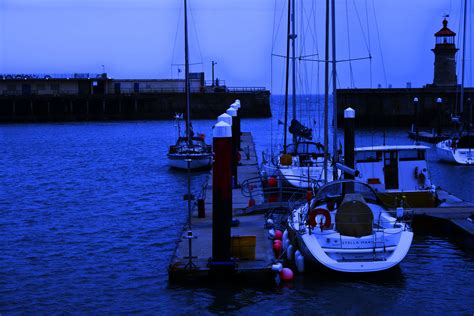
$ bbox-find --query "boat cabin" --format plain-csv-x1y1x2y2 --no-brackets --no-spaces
169,136,211,154
283,141,325,167
355,145,432,192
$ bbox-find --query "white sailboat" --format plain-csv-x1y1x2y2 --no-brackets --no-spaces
167,0,212,170
287,180,413,273
262,0,337,190
436,4,473,165
286,0,413,273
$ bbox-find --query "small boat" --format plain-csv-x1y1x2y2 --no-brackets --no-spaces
355,145,439,207
166,0,212,170
287,179,413,273
436,133,474,165
263,140,337,189
436,9,473,165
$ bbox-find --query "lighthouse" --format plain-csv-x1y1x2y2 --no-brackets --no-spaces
432,18,458,86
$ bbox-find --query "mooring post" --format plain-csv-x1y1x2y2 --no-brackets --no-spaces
226,106,239,188
231,101,241,150
211,121,233,269
436,97,443,136
344,107,355,180
413,97,419,143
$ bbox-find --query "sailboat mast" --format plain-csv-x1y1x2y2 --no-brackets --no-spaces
283,0,291,154
331,0,338,180
291,0,297,146
323,0,330,182
184,0,191,145
460,0,467,116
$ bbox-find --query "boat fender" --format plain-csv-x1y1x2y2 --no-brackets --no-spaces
271,263,283,272
307,208,331,229
268,228,276,238
286,244,294,261
295,250,305,273
414,167,419,179
282,230,289,250
396,207,404,218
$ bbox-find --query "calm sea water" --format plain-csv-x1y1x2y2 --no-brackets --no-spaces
1,98,473,314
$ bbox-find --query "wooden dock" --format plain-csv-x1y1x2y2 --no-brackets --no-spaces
168,132,276,283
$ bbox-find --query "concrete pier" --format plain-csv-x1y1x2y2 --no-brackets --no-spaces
168,132,274,283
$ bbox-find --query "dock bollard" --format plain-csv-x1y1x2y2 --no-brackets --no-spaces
226,106,239,188
231,101,241,151
211,121,233,267
344,107,355,180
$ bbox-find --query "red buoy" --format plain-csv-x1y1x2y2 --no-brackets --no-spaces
279,268,294,281
248,198,256,207
274,229,283,240
268,176,277,187
273,240,282,254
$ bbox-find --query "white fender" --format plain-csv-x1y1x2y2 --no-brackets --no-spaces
286,244,294,261
295,250,305,273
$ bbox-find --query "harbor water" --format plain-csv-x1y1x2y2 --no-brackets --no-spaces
1,97,473,314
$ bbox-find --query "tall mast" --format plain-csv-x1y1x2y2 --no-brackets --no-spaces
184,0,191,145
291,0,297,146
283,0,291,153
323,0,330,182
331,0,338,180
460,0,467,116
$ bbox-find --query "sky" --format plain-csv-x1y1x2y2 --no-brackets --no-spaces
0,0,472,93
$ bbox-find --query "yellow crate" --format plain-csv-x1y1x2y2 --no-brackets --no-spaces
231,235,256,260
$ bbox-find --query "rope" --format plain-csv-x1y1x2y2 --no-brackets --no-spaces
345,0,355,88
371,0,388,87
170,1,183,78
188,0,204,72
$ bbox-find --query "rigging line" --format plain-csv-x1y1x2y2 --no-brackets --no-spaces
171,1,183,78
299,56,371,63
371,0,387,87
345,0,355,88
271,0,289,53
188,0,204,71
365,0,372,88
171,62,203,66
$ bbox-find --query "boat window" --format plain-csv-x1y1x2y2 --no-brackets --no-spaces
314,181,378,204
356,151,380,162
399,149,425,161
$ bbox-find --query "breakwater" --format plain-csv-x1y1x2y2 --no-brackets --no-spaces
337,87,474,127
0,91,271,122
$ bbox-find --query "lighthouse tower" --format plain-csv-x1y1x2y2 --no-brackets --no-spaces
432,18,458,86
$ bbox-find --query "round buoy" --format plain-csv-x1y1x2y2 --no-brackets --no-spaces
268,176,277,187
279,268,294,281
274,229,283,240
268,228,276,238
273,240,282,254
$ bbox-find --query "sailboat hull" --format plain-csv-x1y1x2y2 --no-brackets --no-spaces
167,153,212,170
290,229,413,273
436,140,474,164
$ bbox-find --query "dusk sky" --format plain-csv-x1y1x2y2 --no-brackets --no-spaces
0,0,471,93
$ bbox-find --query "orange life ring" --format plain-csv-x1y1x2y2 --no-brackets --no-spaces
307,208,331,229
